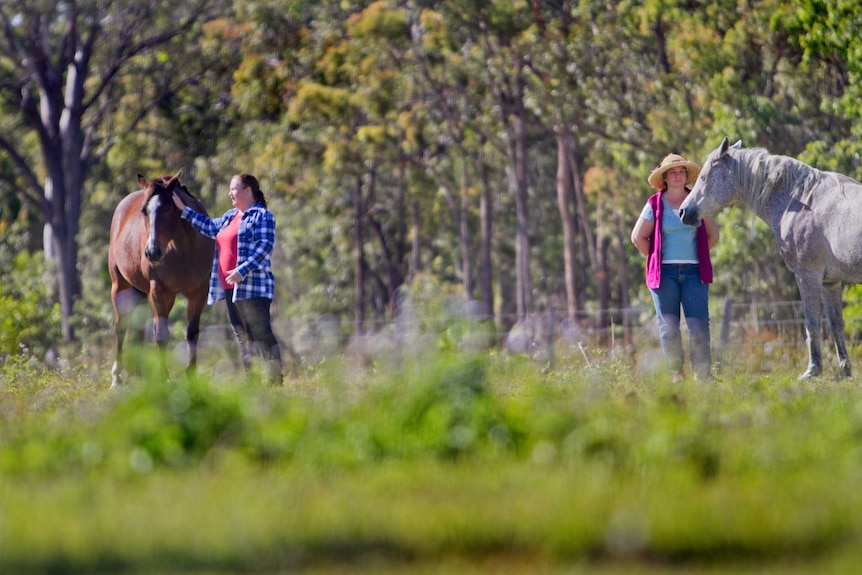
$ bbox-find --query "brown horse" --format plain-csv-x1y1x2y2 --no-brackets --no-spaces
108,172,214,388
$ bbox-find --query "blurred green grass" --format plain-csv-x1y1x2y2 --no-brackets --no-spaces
3,347,862,574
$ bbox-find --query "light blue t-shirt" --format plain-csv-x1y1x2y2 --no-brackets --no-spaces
640,197,698,263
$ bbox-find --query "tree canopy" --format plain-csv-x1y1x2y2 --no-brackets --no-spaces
1,0,859,360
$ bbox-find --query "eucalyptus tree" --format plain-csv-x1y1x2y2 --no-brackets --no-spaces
0,0,222,342
436,0,543,323
403,3,505,320
511,1,606,330
492,1,695,335
779,0,862,174
284,1,422,334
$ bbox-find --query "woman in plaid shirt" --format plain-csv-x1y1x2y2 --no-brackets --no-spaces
173,173,284,385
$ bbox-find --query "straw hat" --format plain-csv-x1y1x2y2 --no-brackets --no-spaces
647,153,701,189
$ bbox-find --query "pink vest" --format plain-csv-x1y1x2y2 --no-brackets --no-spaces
646,191,713,289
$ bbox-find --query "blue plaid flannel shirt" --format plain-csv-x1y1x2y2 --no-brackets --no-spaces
181,203,276,304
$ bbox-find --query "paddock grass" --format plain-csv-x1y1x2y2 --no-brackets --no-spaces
3,344,862,574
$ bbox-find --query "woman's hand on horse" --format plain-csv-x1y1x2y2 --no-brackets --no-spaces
172,192,186,211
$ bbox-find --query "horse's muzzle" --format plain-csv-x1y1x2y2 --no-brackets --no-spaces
145,245,163,262
679,207,699,227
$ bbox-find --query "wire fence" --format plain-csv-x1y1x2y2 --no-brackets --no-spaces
258,297,835,367
118,296,859,377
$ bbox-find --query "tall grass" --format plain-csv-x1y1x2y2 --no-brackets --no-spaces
2,345,862,573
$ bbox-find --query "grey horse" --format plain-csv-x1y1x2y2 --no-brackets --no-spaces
680,137,862,379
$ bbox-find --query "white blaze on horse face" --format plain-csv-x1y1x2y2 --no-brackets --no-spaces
146,193,161,253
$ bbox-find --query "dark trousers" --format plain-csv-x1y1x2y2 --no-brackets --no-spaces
225,291,283,383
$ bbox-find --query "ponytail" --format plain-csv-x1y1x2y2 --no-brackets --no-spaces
236,173,267,208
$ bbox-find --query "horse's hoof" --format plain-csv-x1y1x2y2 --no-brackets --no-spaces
833,368,852,381
798,368,822,380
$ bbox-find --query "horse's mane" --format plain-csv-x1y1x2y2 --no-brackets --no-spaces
731,147,822,213
175,184,209,216
140,174,209,217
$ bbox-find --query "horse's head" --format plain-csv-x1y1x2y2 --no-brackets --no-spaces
679,137,742,226
140,171,184,263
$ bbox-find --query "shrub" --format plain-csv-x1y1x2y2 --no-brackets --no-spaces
0,251,62,360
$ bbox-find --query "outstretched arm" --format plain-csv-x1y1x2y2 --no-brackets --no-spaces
173,191,223,238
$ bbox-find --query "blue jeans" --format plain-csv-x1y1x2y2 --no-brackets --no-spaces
649,264,711,377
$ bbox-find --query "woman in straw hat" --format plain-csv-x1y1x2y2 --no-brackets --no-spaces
631,153,720,382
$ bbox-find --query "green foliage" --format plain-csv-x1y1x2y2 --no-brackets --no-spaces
364,351,522,459
108,378,249,468
8,0,862,370
0,251,61,359
843,284,862,339
232,53,289,120
6,352,862,571
709,207,799,304
347,1,409,40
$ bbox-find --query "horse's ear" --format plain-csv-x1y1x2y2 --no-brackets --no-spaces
730,139,743,149
718,137,730,156
137,174,148,188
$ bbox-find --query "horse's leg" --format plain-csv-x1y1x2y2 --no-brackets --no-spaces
796,272,824,379
184,292,207,375
149,282,176,381
822,281,852,378
111,287,146,388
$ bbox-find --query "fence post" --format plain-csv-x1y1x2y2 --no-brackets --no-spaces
545,309,556,371
715,297,734,373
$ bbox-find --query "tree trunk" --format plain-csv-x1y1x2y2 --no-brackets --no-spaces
566,146,597,273
514,139,532,320
393,159,408,315
366,161,408,318
353,175,366,336
434,171,471,304
497,247,517,335
44,153,84,342
503,60,532,321
596,235,611,346
409,201,421,282
614,214,634,348
459,159,474,300
555,130,582,327
478,152,494,321
49,225,81,343
481,36,531,324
